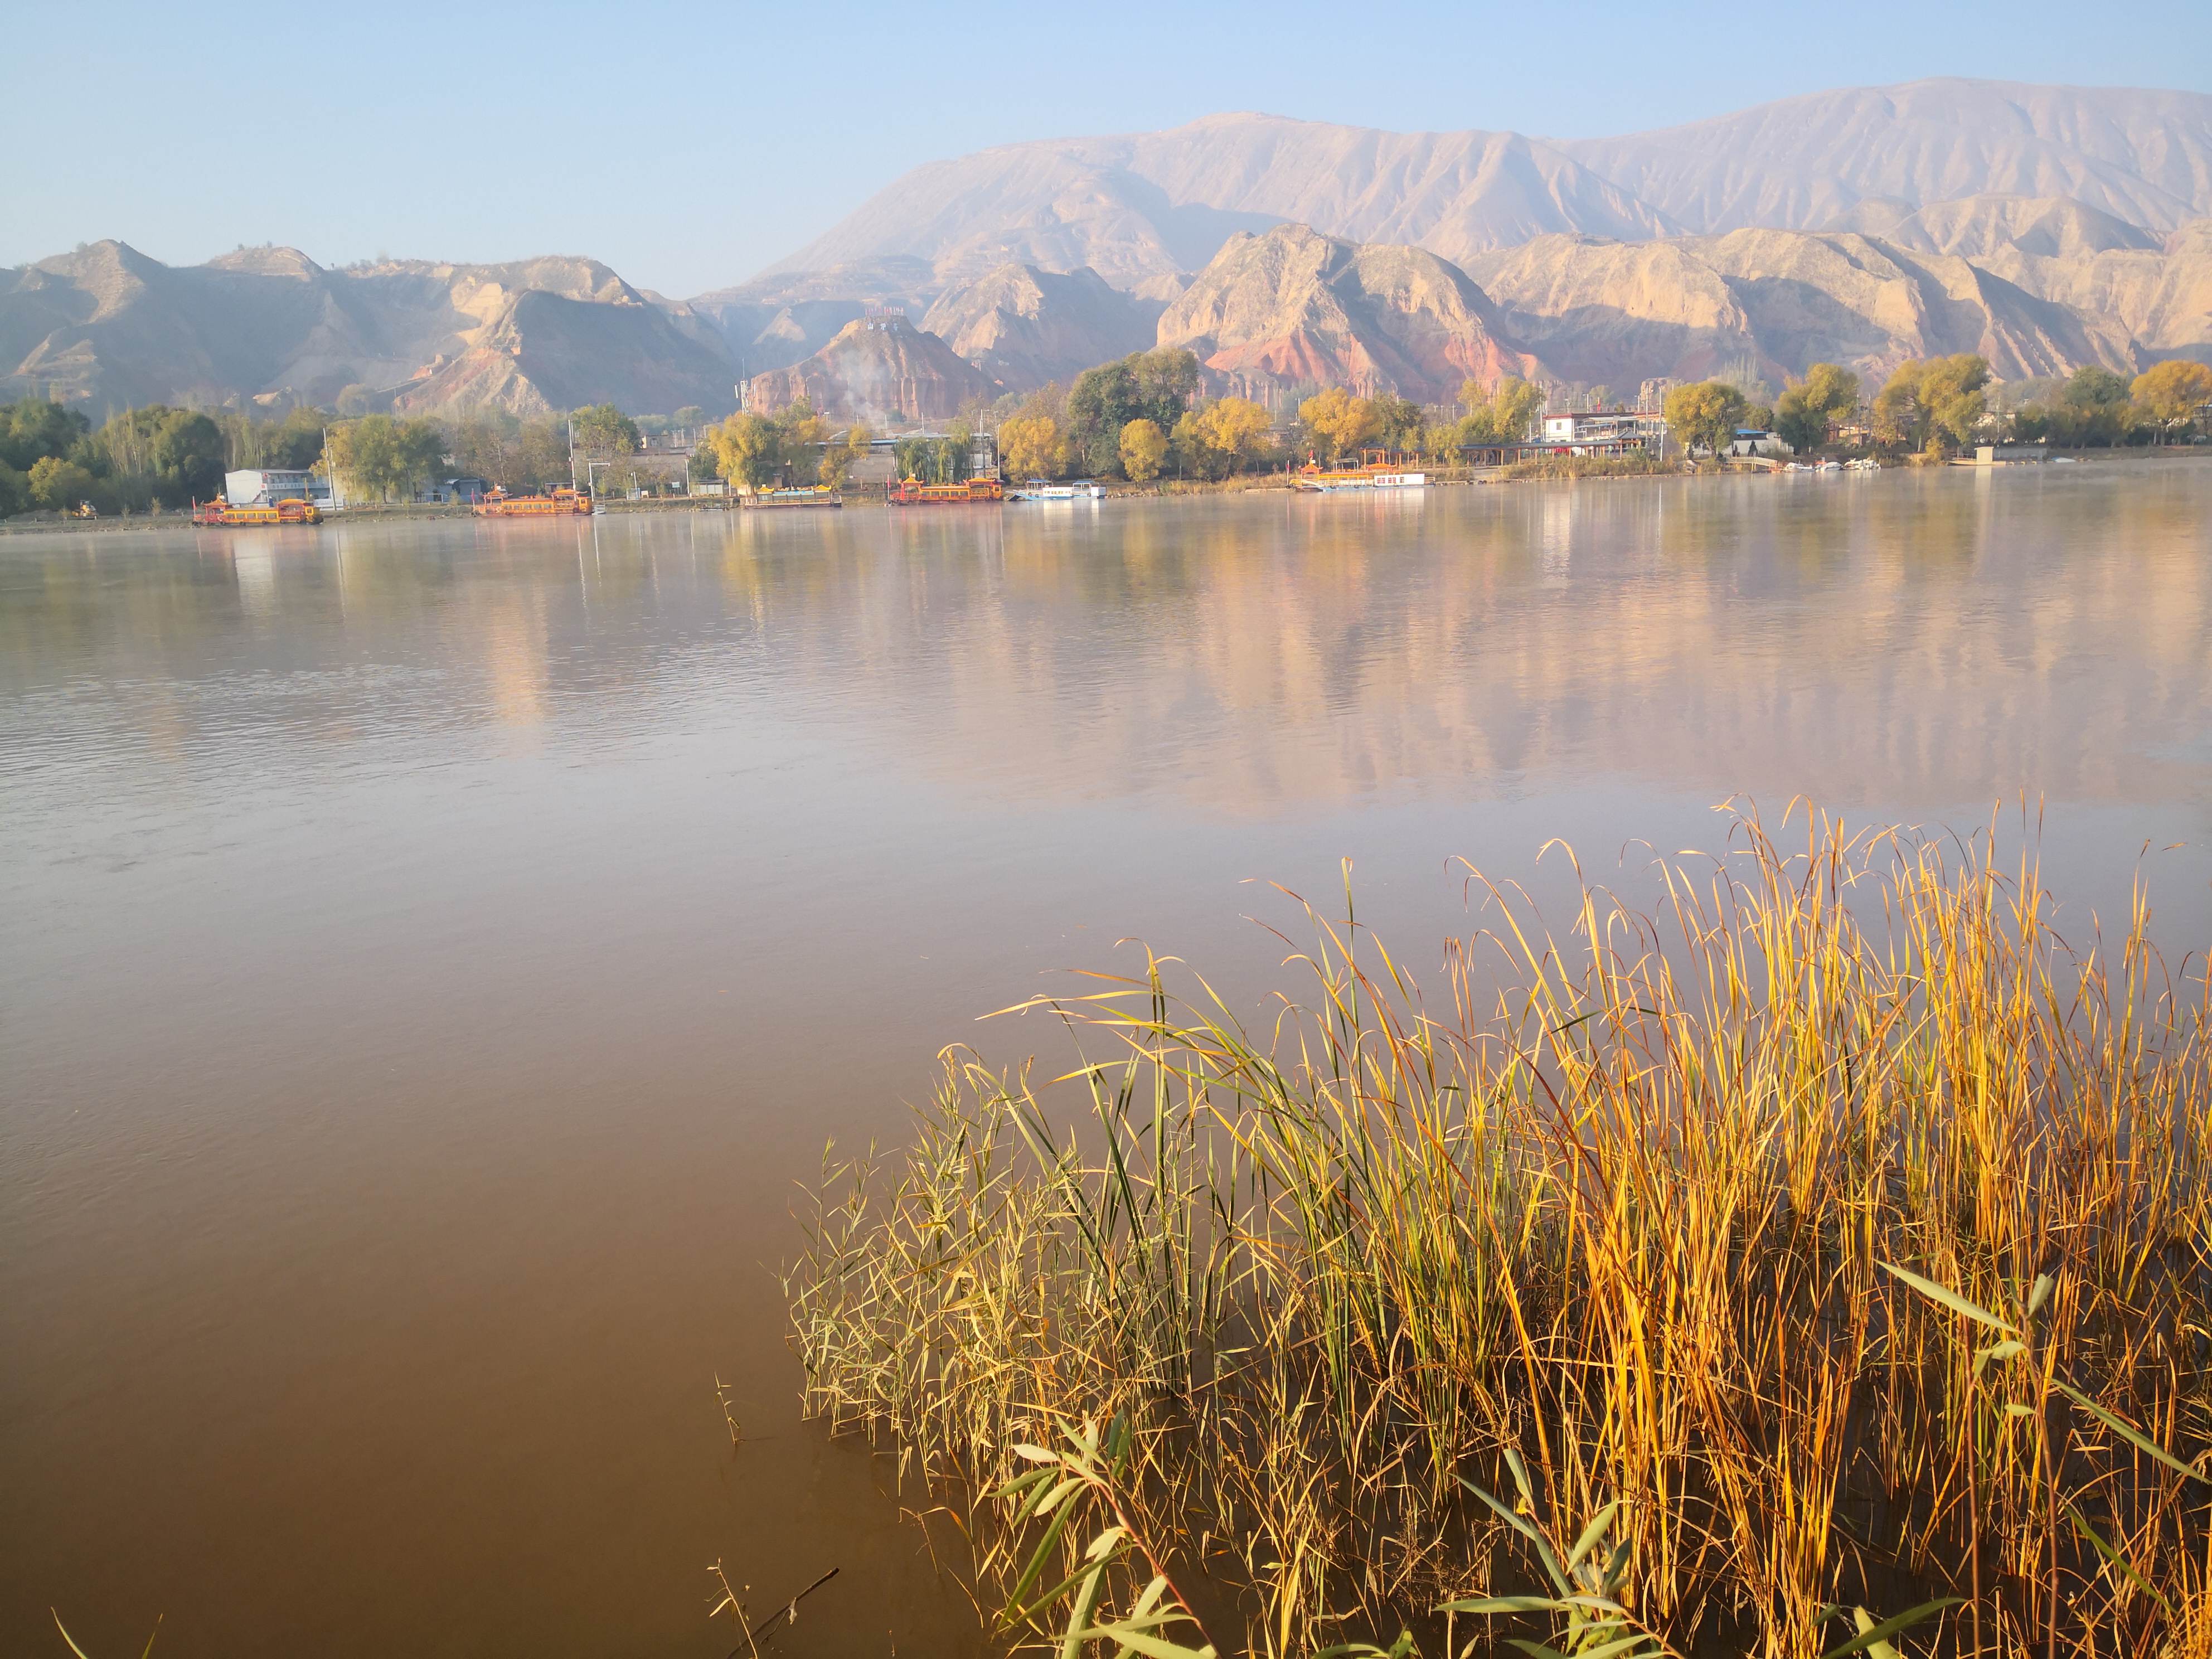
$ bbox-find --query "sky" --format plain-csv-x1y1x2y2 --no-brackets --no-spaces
8,0,2210,297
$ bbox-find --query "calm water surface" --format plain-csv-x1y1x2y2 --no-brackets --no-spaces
4,464,2210,1659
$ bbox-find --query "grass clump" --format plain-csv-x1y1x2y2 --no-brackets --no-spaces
788,810,2212,1657
1498,453,1673,481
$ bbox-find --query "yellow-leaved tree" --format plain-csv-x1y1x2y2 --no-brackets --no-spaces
1118,418,1167,482
1873,355,1988,452
1193,398,1272,472
705,414,782,488
2132,359,2212,443
1453,375,1542,445
1298,387,1376,462
1663,380,1749,458
819,424,873,487
1001,414,1064,480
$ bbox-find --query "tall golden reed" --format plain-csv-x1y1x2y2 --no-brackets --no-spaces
788,809,2212,1657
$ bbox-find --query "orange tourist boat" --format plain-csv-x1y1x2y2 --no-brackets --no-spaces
192,497,322,525
888,476,1002,506
472,486,593,517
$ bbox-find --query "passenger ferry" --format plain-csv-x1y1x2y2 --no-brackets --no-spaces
192,497,322,525
889,477,1003,506
1008,479,1105,501
740,486,842,509
473,486,593,517
1295,464,1428,494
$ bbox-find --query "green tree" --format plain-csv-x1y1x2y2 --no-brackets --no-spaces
2014,366,2141,447
1118,418,1167,482
325,416,404,500
0,395,90,472
2131,359,2212,442
1129,348,1201,430
95,405,226,506
1773,362,1860,454
1367,392,1424,453
572,403,640,456
770,400,830,484
1663,380,1748,457
258,407,328,470
1068,359,1142,472
394,417,447,496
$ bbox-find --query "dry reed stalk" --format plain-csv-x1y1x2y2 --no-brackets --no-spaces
786,808,2212,1657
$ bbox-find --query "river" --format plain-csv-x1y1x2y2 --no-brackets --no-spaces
4,462,2209,1658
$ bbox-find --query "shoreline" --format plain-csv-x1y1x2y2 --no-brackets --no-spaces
4,448,2200,539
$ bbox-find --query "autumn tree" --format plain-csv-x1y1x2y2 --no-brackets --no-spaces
819,424,874,488
1193,397,1273,474
2132,358,2212,442
1119,418,1167,482
28,455,99,513
1773,362,1860,454
705,414,782,488
1299,387,1377,462
1663,380,1749,458
1452,376,1542,445
1000,413,1065,481
1873,355,1988,452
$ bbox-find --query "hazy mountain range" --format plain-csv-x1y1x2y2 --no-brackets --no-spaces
5,79,2209,421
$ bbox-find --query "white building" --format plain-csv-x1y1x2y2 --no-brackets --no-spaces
226,468,333,508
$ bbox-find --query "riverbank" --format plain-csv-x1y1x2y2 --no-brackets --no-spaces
4,448,2200,537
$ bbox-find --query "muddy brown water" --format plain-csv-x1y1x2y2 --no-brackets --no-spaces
4,463,2210,1659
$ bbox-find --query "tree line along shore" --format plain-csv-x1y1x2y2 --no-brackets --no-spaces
3,351,2208,522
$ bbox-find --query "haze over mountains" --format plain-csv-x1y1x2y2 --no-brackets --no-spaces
6,79,2209,420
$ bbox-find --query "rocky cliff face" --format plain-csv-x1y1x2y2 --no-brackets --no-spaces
0,242,740,415
687,258,939,377
920,264,1163,390
1465,224,2143,387
744,314,992,421
1157,224,1535,404
763,84,2212,298
1556,80,2212,236
765,113,1672,290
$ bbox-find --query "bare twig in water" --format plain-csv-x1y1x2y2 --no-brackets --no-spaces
714,1375,743,1449
729,1567,839,1654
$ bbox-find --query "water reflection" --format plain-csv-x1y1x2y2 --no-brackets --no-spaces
2,461,2208,1659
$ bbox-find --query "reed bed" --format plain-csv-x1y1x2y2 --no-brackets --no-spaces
787,812,2212,1657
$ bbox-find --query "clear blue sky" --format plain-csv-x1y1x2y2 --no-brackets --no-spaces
9,0,2209,297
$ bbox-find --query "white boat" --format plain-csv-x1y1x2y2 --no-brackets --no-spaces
1295,468,1429,493
1008,480,1106,501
